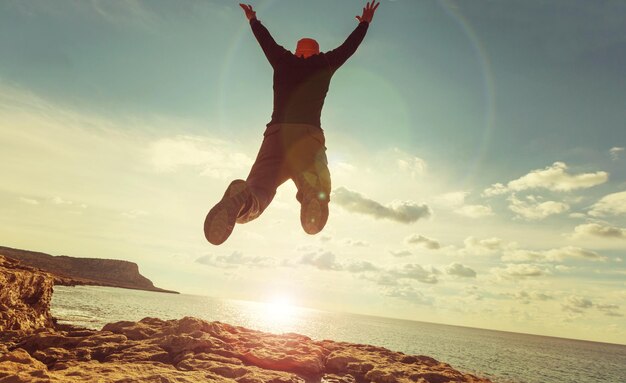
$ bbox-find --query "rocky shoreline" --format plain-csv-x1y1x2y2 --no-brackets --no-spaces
0,255,493,383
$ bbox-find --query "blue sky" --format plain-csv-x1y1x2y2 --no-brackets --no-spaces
1,0,625,344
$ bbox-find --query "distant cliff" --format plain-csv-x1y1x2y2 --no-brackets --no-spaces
0,246,178,294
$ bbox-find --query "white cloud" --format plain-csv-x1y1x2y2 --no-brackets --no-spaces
445,263,477,278
510,290,552,304
319,235,332,243
555,265,574,273
384,286,432,305
562,296,594,313
341,238,370,247
569,213,587,219
289,249,379,274
492,264,546,278
461,236,512,256
195,255,221,266
596,303,619,311
404,234,441,250
604,311,623,317
572,223,626,239
389,250,412,257
483,162,608,196
386,264,439,284
52,196,74,205
196,251,275,269
344,260,379,273
610,147,624,161
19,197,39,205
482,183,508,197
589,191,626,217
560,296,622,316
455,204,494,218
434,192,493,218
290,250,441,286
596,304,623,317
367,263,441,286
332,187,431,224
393,148,427,177
463,285,483,301
502,246,607,263
299,251,341,271
435,191,468,208
374,273,400,286
507,194,569,220
148,135,252,178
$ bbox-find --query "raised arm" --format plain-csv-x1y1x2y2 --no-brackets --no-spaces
239,3,287,68
325,1,380,70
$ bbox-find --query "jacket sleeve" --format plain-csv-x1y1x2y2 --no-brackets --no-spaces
250,19,288,67
325,22,369,71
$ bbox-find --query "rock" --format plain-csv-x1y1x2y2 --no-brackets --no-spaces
1,316,493,382
364,368,399,383
321,374,356,383
101,320,159,340
32,347,74,366
0,255,54,334
102,343,170,363
0,348,51,383
0,253,493,383
38,360,234,383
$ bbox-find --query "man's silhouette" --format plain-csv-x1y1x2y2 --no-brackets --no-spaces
204,1,380,245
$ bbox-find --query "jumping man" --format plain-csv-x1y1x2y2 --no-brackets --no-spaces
204,1,381,245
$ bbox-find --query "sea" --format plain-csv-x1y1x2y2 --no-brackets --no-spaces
50,285,626,383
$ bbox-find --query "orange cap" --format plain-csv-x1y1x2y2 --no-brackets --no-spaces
295,38,319,58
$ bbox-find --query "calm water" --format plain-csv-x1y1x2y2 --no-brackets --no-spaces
50,286,626,383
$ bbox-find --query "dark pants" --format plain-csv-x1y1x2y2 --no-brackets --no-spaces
237,123,331,223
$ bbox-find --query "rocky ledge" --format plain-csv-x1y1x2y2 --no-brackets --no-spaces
0,255,54,335
0,255,493,383
2,317,492,383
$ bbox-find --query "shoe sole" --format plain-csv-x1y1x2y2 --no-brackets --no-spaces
300,197,325,235
301,193,328,235
204,180,249,245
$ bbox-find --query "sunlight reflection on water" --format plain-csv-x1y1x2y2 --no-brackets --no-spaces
221,298,309,335
51,286,626,383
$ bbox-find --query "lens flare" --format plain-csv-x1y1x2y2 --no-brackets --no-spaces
262,294,296,324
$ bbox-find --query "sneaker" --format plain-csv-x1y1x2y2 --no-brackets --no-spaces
204,180,250,245
299,173,329,235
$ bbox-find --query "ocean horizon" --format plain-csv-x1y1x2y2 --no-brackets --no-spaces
51,285,626,383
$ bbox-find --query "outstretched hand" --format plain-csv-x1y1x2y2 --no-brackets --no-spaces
239,3,256,21
356,1,380,23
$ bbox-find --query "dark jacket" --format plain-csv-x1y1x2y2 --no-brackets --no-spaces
250,19,368,128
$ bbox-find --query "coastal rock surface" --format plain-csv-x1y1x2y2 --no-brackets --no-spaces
3,316,493,383
0,255,54,334
0,252,492,383
0,246,178,294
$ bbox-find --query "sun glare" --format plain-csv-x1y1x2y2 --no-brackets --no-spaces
263,294,296,322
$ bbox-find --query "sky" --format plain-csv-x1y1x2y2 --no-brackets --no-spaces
1,0,625,345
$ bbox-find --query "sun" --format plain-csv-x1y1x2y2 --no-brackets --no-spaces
263,294,296,321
